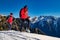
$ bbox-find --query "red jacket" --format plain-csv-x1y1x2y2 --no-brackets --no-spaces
7,15,13,25
20,7,28,19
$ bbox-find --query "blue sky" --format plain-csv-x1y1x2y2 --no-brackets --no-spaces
0,0,60,18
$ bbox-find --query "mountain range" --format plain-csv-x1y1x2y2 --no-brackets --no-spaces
30,16,60,38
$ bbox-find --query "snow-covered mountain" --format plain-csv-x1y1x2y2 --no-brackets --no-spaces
30,16,60,38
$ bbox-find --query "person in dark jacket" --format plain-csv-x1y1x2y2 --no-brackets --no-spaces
7,13,13,30
19,5,30,32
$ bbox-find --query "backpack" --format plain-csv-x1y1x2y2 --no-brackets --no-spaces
20,7,28,19
6,15,10,20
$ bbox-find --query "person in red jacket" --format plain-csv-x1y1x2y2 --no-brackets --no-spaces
7,13,13,30
19,5,30,32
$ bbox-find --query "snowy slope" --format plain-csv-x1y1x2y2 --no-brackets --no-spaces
0,30,60,40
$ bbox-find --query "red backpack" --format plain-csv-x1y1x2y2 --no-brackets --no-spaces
20,7,28,19
7,15,13,24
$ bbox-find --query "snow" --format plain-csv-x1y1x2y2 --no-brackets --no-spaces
0,14,6,16
31,17,38,23
0,30,60,40
40,17,44,20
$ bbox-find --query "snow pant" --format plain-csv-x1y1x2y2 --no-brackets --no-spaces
8,23,12,30
20,18,30,32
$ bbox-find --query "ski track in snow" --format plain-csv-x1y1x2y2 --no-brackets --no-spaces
0,30,60,40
